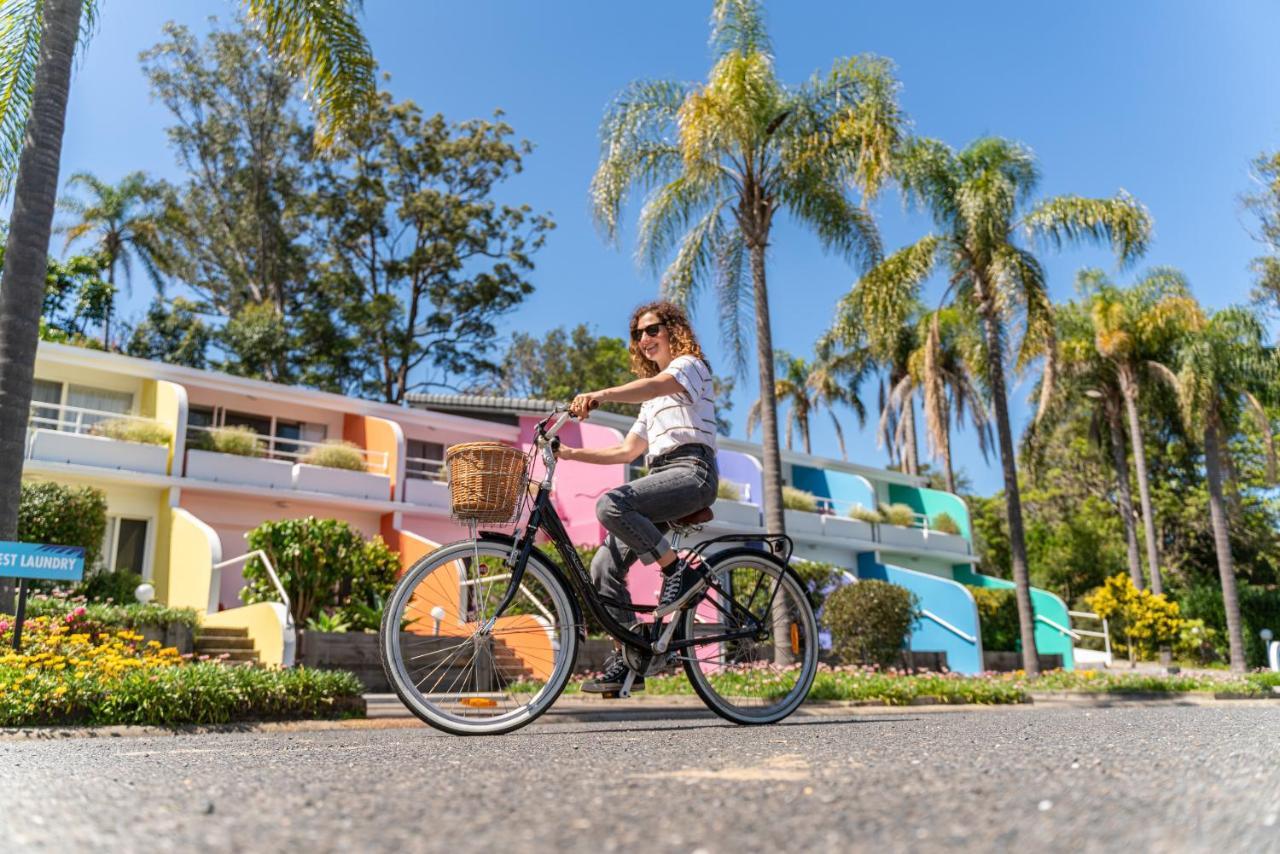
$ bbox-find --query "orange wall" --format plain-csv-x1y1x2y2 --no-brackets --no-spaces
344,413,401,500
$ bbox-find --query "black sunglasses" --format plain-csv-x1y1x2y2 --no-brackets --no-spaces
630,322,665,342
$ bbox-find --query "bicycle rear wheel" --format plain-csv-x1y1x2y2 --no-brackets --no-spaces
380,539,579,735
676,550,818,725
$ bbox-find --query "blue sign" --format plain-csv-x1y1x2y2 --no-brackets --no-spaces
0,541,85,582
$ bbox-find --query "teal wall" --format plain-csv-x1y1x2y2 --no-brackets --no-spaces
887,483,972,539
953,566,1075,669
856,553,984,674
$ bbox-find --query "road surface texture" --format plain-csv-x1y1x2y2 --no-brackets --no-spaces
2,703,1278,853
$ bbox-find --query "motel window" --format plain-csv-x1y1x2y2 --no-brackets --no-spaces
30,379,62,428
406,439,445,480
66,385,132,431
102,517,151,579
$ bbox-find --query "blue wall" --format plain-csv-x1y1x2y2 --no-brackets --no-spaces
792,465,876,514
856,553,984,674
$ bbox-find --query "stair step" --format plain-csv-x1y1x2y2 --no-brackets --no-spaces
196,636,255,651
198,649,261,662
198,627,249,639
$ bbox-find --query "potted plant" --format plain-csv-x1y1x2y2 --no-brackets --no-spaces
924,511,970,553
781,486,823,536
29,416,171,474
875,502,927,548
822,504,879,542
292,441,391,500
711,479,761,527
185,425,293,489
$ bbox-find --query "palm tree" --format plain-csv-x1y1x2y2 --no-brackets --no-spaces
805,346,869,461
849,137,1151,675
1149,306,1277,672
1038,298,1145,590
591,0,904,560
0,0,375,609
903,308,993,495
59,171,166,348
747,351,818,455
1082,268,1202,595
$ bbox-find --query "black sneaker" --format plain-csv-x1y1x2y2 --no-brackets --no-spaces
654,560,709,617
580,652,644,694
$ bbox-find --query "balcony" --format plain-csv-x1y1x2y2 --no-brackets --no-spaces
26,403,171,475
185,427,391,500
783,496,971,556
403,455,450,508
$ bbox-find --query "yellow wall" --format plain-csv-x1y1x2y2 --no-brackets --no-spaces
164,507,221,613
203,603,285,667
146,380,188,474
34,362,143,402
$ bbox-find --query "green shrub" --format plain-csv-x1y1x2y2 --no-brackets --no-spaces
970,587,1020,651
242,517,400,627
302,441,368,471
879,503,917,527
76,569,143,605
92,417,172,446
716,480,742,501
1177,583,1280,668
190,425,263,457
931,512,961,535
848,505,882,523
782,486,818,512
305,610,351,633
821,580,919,667
18,480,108,570
24,597,200,629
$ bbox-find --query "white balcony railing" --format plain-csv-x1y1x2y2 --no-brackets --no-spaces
28,402,162,438
188,426,389,474
26,402,171,475
404,455,446,481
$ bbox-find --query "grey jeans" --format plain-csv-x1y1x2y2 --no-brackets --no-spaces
590,443,719,624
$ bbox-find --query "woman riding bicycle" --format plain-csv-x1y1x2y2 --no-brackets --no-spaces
557,300,719,694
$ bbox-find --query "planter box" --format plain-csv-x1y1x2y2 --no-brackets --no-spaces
983,651,1064,672
923,530,970,554
185,449,293,489
138,622,195,655
877,523,928,549
821,515,875,542
299,630,496,692
292,463,391,500
404,477,451,509
28,428,169,474
783,508,824,537
712,498,761,528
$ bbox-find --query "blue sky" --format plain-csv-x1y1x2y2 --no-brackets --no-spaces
41,0,1280,494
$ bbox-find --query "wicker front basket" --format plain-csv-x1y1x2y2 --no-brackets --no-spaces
445,442,528,523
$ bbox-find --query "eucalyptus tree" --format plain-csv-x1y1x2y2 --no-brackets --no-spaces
1150,306,1278,672
591,0,904,548
58,170,166,348
1081,268,1201,595
0,0,374,608
1243,149,1280,316
849,137,1151,675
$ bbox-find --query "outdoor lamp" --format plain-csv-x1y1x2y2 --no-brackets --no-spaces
1084,389,1103,400
134,583,155,604
430,605,446,636
1262,629,1274,642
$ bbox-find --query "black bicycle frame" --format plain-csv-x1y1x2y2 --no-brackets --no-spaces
486,484,772,657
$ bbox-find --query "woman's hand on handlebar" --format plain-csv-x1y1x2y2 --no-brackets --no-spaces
568,392,602,420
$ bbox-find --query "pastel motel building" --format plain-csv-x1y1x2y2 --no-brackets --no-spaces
21,341,1078,673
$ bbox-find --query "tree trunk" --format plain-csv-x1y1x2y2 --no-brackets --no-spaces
902,399,920,476
748,242,792,666
1105,396,1145,590
977,296,1040,676
1119,367,1163,594
1204,417,1247,672
942,418,956,494
0,0,83,614
103,259,116,349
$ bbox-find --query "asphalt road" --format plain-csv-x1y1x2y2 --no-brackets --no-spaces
3,704,1279,853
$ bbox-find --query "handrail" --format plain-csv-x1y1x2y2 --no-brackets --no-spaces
28,402,160,436
404,455,446,480
1068,609,1111,665
213,550,294,633
1036,614,1081,641
919,609,977,644
189,425,389,473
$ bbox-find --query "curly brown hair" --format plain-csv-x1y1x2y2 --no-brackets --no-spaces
628,300,710,378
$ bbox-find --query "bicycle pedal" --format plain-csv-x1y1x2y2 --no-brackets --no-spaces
599,690,627,700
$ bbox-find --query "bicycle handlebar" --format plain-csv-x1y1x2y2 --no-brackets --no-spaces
535,399,598,445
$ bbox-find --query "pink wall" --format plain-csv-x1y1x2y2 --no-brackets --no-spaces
179,490,382,610
518,416,624,548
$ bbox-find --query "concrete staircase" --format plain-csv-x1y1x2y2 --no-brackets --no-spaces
195,626,261,664
492,638,536,682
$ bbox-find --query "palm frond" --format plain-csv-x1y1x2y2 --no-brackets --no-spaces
778,175,882,272
712,228,751,377
0,0,46,198
244,0,376,151
1023,190,1152,267
638,176,723,274
710,0,771,59
852,235,940,357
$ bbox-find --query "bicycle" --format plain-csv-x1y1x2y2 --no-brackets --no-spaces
379,407,819,735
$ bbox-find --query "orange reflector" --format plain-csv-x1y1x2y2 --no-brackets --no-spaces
459,697,497,708
790,622,800,655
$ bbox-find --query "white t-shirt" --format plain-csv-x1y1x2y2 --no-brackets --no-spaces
628,355,718,459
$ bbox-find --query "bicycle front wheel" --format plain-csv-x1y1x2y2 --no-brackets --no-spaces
380,538,579,735
676,550,818,725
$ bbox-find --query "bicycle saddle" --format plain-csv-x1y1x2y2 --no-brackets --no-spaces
673,506,714,527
